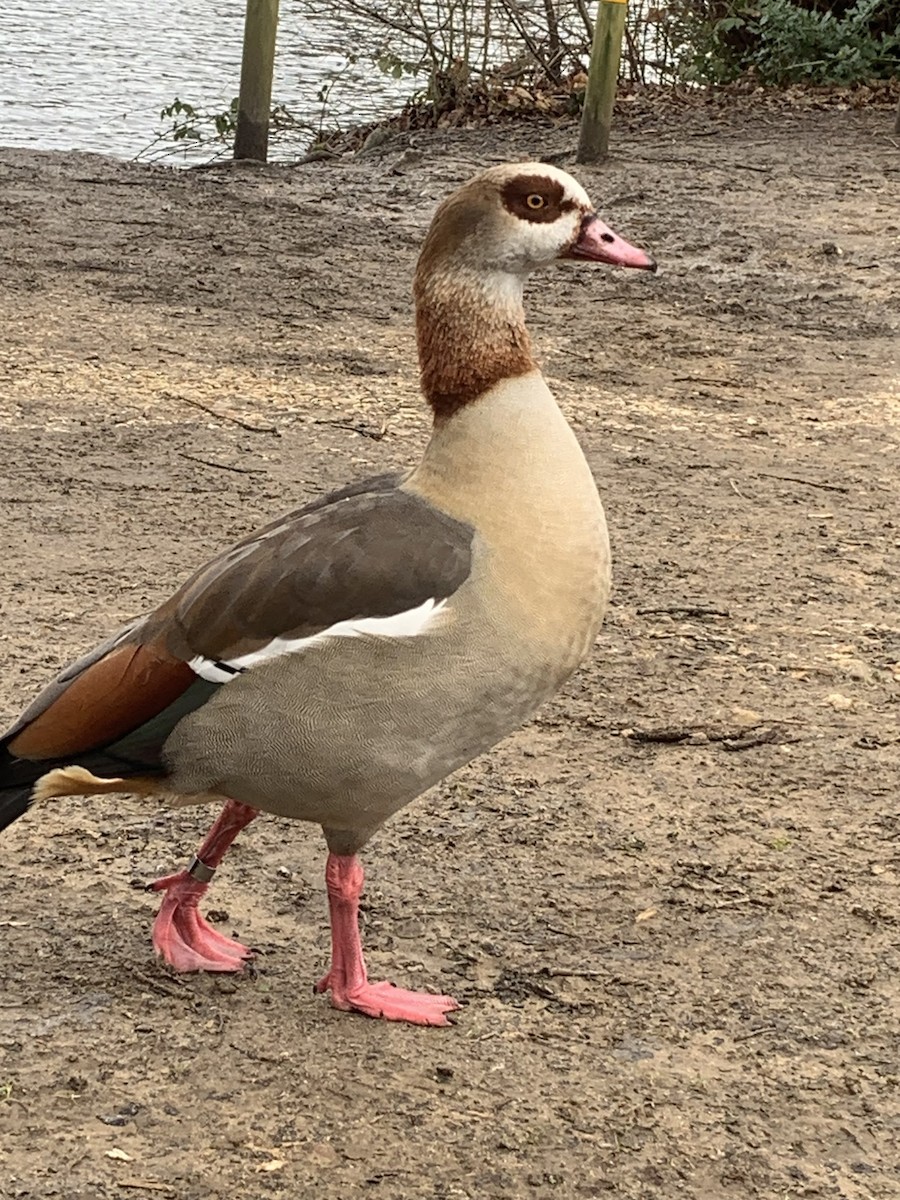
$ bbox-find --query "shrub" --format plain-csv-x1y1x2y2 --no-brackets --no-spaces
677,0,900,85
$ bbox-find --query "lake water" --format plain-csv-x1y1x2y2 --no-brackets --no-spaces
0,1,420,163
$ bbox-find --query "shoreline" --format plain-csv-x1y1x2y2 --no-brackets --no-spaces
4,77,898,170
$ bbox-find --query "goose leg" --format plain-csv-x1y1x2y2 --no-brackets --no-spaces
315,852,459,1026
149,799,258,972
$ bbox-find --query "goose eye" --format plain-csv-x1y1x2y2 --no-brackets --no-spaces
525,194,546,210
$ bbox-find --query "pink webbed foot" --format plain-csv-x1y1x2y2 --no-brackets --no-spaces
315,971,459,1026
316,851,460,1026
149,870,252,973
149,798,259,973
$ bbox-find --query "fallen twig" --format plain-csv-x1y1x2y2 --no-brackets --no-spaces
169,392,278,434
759,472,849,493
538,967,607,980
130,967,192,1000
228,1041,286,1064
721,727,781,751
625,723,795,751
118,1181,177,1195
627,727,694,744
178,451,266,475
314,417,387,441
673,375,741,386
734,1025,777,1042
637,605,730,619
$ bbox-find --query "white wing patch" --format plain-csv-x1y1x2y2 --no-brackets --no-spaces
189,597,449,684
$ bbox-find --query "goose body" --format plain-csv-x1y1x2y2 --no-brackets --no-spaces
0,163,655,1024
167,371,610,841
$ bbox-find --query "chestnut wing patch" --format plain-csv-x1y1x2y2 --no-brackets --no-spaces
5,637,196,761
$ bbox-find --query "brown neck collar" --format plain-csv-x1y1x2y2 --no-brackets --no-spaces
414,267,537,422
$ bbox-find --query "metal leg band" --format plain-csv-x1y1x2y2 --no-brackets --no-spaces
187,855,216,884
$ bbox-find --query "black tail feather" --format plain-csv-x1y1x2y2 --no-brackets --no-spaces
0,783,35,832
0,746,44,831
0,744,163,834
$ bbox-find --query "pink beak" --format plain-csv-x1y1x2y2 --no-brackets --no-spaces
566,214,657,272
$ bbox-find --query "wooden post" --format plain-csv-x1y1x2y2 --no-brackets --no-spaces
576,0,628,164
234,0,279,162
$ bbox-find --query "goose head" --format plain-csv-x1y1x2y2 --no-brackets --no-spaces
417,161,656,283
415,162,655,419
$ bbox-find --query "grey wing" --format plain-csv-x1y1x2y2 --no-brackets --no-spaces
161,474,476,664
0,473,474,808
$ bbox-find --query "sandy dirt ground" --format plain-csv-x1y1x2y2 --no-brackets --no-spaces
0,100,898,1200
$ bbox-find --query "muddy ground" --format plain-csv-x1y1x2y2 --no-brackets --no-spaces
0,100,898,1200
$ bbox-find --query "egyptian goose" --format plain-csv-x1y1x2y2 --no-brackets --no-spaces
0,163,655,1025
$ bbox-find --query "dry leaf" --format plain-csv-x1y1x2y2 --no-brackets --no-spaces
635,907,658,923
732,707,761,726
256,1159,286,1173
105,1149,132,1162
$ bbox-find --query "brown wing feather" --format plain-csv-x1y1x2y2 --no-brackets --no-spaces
167,485,474,662
7,640,194,760
3,474,472,769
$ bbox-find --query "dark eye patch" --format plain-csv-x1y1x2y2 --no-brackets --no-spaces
500,174,578,224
